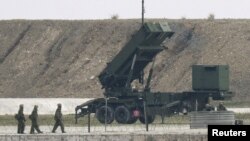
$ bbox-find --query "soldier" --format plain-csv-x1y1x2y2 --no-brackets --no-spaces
217,102,227,111
204,103,215,111
15,104,26,134
52,103,66,133
29,105,43,134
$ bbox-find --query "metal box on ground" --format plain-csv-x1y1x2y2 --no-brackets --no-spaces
190,111,235,129
192,65,229,91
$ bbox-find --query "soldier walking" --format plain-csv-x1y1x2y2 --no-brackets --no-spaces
52,103,66,133
15,104,26,134
29,105,43,134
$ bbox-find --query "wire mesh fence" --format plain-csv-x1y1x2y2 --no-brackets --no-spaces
0,114,190,134
0,113,249,134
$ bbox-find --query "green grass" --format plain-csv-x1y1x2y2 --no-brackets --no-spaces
223,101,250,108
158,115,189,124
235,113,250,119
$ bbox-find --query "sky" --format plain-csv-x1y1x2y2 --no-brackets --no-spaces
0,0,249,20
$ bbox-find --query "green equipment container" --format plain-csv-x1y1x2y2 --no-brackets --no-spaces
192,65,229,91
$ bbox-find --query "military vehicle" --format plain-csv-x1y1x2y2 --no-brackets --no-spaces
75,22,233,124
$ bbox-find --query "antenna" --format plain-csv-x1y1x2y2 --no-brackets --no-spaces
142,0,145,25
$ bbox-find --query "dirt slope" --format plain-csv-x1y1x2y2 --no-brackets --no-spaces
0,20,249,101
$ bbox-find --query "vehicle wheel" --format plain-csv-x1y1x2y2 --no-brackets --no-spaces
115,106,131,124
139,114,155,124
96,106,114,124
127,116,138,124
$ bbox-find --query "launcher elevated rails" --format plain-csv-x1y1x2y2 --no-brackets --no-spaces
98,22,174,97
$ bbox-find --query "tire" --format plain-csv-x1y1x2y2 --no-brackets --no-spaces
127,116,138,124
115,106,131,124
96,106,114,124
139,114,155,124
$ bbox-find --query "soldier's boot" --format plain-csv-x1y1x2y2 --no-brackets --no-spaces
21,124,25,134
34,125,43,133
61,125,66,133
61,128,66,133
17,126,20,134
30,125,34,134
17,124,22,133
37,128,43,133
52,124,58,133
52,128,56,133
37,129,43,134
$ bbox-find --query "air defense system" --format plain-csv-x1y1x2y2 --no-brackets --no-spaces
75,22,233,124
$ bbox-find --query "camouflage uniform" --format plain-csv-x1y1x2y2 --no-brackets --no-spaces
217,102,227,111
204,103,215,111
52,104,65,133
15,104,26,134
29,105,42,134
